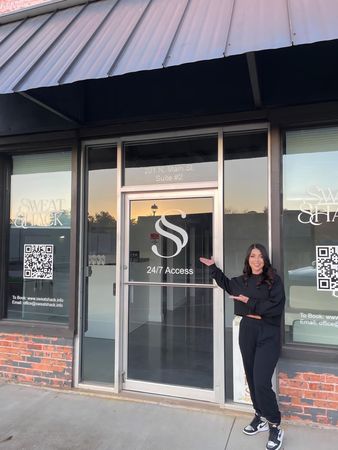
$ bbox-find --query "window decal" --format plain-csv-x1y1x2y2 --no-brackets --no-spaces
23,244,54,280
316,245,338,293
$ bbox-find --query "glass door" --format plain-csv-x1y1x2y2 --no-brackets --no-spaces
122,191,222,402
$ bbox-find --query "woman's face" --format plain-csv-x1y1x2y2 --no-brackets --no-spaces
249,248,264,274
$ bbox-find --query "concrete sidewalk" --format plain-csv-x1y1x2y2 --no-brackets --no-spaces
0,383,337,450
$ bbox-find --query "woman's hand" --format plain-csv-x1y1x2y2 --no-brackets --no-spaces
229,294,249,304
199,257,215,266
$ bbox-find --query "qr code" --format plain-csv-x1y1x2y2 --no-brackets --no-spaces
316,246,338,291
23,244,54,280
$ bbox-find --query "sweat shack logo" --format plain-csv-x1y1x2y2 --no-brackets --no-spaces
13,198,66,228
298,186,338,225
151,210,188,258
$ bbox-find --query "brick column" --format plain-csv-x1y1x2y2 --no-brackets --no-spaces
0,333,73,388
278,361,338,427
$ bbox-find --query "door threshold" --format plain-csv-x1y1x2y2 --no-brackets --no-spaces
75,383,253,417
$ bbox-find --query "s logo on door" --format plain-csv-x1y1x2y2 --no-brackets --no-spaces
151,210,188,258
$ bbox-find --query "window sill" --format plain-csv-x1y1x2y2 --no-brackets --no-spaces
0,319,74,339
281,343,338,365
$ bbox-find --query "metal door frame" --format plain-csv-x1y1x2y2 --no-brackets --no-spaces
74,122,269,404
121,189,224,403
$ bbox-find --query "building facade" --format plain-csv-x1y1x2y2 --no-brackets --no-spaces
0,0,338,427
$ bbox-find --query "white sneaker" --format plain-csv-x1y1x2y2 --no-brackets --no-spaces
243,414,269,435
265,424,284,450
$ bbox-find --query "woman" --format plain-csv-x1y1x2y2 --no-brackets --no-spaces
200,243,285,450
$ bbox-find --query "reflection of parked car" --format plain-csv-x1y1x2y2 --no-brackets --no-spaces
288,264,316,286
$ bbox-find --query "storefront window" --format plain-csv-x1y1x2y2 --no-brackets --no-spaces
6,152,72,323
81,145,117,384
124,135,217,185
223,131,268,401
283,127,338,346
224,132,268,278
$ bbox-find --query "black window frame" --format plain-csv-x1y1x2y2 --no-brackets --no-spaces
0,137,80,339
279,123,338,364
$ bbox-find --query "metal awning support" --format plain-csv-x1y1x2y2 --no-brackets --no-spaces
18,92,80,125
246,52,262,109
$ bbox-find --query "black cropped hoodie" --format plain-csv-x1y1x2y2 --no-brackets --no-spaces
210,264,285,327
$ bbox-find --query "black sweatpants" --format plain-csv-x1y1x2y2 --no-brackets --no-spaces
239,316,281,424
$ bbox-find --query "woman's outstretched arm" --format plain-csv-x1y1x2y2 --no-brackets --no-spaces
199,257,233,294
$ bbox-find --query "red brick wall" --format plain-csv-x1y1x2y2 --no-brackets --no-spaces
279,369,338,427
0,333,73,388
0,1,50,14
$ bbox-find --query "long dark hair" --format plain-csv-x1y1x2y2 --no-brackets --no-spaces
243,243,275,288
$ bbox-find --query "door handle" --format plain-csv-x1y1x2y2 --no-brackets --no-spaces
85,266,92,277
113,282,116,296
